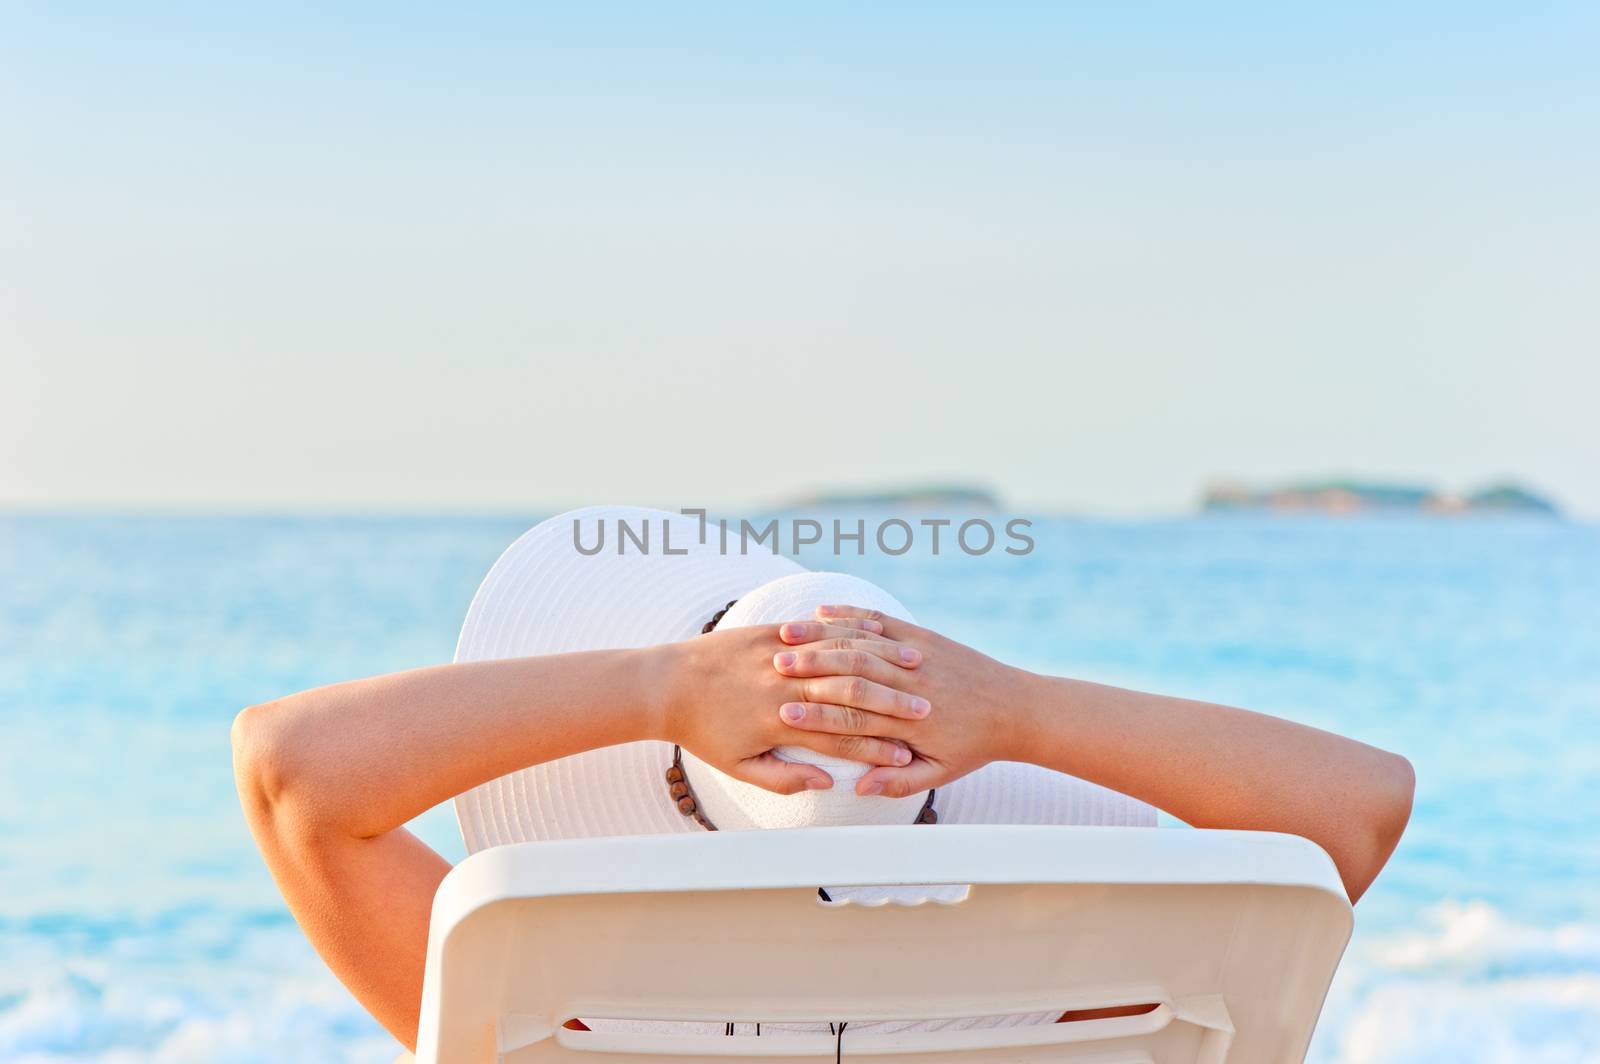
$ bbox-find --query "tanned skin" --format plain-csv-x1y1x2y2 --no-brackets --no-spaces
233,607,1412,1052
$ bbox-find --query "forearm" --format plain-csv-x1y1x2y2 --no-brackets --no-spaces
232,647,666,839
1011,672,1414,901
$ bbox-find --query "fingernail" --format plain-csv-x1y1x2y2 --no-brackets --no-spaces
911,697,931,717
817,605,837,616
775,651,797,668
861,780,885,796
864,620,884,633
899,647,921,664
895,747,911,765
780,702,805,722
806,776,831,790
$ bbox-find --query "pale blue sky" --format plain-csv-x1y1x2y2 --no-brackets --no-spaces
4,3,1596,515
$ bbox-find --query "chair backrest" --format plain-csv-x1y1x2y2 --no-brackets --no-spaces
415,825,1352,1064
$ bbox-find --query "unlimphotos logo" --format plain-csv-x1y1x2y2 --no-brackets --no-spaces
572,509,1034,558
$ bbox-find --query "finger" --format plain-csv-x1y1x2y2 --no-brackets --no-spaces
777,621,903,653
735,753,833,795
779,701,913,742
775,638,921,673
775,644,921,680
784,618,885,636
855,758,947,798
777,723,914,767
826,617,885,634
815,604,916,639
815,604,886,624
793,674,931,720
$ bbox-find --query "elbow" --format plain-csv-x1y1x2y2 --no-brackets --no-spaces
231,701,298,827
1374,751,1416,858
1347,750,1415,903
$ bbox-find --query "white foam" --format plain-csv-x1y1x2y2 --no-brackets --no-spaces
1312,900,1600,1064
1372,899,1600,973
0,965,398,1064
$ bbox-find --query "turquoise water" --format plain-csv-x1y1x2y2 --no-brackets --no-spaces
1,513,1596,1062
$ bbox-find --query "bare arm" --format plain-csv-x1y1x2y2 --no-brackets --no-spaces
231,649,664,1050
774,607,1414,903
1011,672,1414,902
231,620,925,1049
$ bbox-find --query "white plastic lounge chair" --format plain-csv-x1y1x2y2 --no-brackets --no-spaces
411,824,1352,1063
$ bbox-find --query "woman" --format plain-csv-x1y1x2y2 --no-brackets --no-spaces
232,506,1413,1053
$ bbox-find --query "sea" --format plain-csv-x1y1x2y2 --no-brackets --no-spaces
1,512,1596,1062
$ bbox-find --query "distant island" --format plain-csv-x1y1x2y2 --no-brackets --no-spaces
782,484,1001,510
1201,479,1560,517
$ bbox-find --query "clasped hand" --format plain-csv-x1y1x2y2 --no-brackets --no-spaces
661,605,1027,798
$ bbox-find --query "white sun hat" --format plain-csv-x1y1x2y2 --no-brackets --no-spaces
453,505,1156,869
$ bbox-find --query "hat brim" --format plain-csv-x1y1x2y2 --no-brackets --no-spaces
453,505,1159,856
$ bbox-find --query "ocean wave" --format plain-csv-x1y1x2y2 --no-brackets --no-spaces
1314,901,1600,1064
1371,900,1600,976
0,931,398,1064
0,980,398,1064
